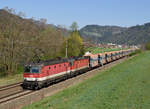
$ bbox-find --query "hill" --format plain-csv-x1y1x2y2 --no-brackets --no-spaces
80,24,150,45
80,25,127,43
0,9,64,75
109,23,150,45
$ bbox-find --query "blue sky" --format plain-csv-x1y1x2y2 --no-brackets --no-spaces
0,0,150,28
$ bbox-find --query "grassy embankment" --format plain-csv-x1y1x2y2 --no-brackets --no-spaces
0,74,23,87
0,67,23,87
0,66,24,86
86,47,125,54
23,51,150,109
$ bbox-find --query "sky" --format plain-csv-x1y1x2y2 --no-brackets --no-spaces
0,0,150,28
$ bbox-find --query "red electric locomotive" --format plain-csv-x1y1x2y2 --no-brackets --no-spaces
22,57,89,89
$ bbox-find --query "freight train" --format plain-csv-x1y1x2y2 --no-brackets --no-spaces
22,49,134,90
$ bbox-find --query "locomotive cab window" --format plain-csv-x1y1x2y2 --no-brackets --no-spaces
24,66,31,73
24,66,40,73
31,66,40,73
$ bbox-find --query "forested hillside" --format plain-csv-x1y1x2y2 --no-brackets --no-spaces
109,23,150,45
80,25,127,43
0,9,80,75
0,9,64,75
80,24,150,45
0,8,85,76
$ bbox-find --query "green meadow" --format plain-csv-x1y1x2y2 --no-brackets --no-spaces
86,47,124,54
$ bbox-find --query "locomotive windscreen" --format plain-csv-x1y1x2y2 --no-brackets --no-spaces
24,66,31,73
24,66,40,73
31,66,39,73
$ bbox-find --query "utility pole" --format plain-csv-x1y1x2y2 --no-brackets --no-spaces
66,40,68,58
102,47,104,67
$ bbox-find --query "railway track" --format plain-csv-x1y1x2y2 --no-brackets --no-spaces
0,57,127,106
0,56,130,109
0,82,22,91
0,82,26,103
0,90,33,104
0,82,35,104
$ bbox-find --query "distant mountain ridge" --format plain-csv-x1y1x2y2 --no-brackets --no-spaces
1,9,150,45
80,24,150,45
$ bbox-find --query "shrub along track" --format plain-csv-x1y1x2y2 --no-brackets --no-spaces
0,56,130,109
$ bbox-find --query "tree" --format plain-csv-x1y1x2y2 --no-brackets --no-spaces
0,7,65,75
70,22,78,31
36,26,64,60
61,30,84,57
0,11,27,75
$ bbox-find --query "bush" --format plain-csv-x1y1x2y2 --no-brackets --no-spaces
145,43,150,50
129,49,142,56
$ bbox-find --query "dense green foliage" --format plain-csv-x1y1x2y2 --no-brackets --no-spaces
129,49,142,56
145,42,150,50
23,51,150,109
61,31,84,57
80,23,150,45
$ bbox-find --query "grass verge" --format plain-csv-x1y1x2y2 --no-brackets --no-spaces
0,74,23,87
